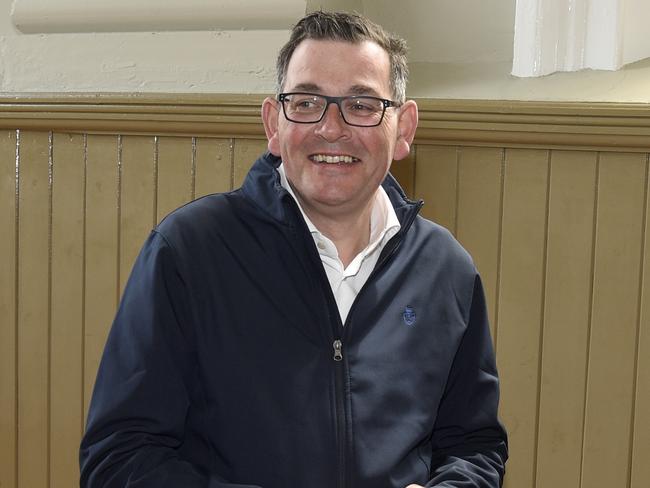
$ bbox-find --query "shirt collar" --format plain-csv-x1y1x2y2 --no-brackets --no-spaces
277,163,319,234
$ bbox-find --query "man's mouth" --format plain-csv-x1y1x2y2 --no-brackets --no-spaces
309,154,359,164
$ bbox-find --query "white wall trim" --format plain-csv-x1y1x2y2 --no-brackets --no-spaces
512,0,650,77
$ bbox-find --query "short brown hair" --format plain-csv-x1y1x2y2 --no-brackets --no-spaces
276,11,409,104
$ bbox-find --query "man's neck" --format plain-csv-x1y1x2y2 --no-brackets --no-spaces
275,163,377,267
302,201,373,268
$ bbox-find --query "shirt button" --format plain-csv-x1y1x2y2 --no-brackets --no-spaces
317,241,326,250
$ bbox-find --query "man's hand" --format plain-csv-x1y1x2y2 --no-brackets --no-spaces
405,485,424,488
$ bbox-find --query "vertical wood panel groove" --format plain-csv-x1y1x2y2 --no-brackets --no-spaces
153,136,159,227
14,129,21,488
81,134,87,432
0,129,20,486
631,151,650,488
579,152,600,488
191,137,197,200
532,149,552,488
46,131,53,488
493,148,506,357
116,135,123,306
453,146,460,237
229,139,235,190
628,154,650,488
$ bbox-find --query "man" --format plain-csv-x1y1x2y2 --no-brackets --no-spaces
80,11,507,488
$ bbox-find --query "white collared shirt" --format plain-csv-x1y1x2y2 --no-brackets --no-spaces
277,163,401,323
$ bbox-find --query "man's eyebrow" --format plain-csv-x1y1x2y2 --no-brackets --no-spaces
287,83,383,98
347,85,382,97
290,83,322,93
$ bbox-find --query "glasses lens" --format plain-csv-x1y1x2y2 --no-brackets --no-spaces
283,94,326,123
341,97,385,126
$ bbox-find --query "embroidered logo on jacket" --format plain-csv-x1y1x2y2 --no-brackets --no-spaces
403,306,416,326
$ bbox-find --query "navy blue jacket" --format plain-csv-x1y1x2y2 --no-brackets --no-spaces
80,152,507,487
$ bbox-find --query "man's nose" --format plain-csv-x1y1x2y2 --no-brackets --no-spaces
314,102,349,140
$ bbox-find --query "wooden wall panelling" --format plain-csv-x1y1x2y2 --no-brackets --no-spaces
0,130,18,488
632,154,650,488
156,136,194,223
535,151,597,488
496,149,549,488
120,135,156,295
50,133,85,487
0,94,648,488
233,139,268,189
581,153,647,488
17,131,50,488
194,138,235,197
413,145,458,234
455,147,503,338
83,135,119,419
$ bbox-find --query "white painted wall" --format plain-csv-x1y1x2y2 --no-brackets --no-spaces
0,0,288,93
0,0,648,101
365,0,515,64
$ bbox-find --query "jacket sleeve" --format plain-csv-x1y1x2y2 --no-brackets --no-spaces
79,231,261,488
426,274,508,487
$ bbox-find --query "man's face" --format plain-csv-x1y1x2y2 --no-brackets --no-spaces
263,39,416,220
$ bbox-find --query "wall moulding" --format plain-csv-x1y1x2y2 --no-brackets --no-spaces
0,93,649,151
10,0,306,33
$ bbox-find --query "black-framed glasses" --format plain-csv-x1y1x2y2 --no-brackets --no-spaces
278,92,400,127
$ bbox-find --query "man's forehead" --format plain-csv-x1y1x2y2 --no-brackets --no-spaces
283,39,391,95
287,38,389,65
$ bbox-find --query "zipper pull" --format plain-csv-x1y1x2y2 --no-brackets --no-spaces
333,339,343,362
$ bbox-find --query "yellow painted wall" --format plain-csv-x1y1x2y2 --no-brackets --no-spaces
1,95,649,488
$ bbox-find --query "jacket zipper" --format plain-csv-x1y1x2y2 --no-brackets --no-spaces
281,193,350,488
333,339,343,361
283,186,422,488
333,339,347,488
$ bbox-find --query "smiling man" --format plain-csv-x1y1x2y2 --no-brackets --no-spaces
262,37,415,271
80,11,507,488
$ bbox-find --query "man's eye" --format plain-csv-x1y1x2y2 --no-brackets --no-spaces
347,100,377,112
352,103,373,111
292,98,322,110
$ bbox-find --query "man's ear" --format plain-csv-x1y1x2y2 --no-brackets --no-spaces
262,97,281,156
393,100,418,161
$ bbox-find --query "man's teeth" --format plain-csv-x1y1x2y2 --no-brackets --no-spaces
311,154,358,164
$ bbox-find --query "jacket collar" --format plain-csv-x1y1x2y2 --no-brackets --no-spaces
241,151,422,229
